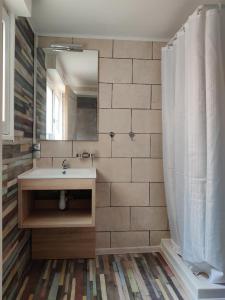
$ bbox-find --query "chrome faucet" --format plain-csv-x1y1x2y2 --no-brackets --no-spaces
62,159,70,169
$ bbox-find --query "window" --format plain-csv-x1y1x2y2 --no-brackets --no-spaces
46,86,53,138
2,7,14,140
46,84,63,140
53,93,63,140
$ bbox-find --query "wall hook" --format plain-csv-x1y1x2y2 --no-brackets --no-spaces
129,131,135,141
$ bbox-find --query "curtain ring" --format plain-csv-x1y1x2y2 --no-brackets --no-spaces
197,6,203,15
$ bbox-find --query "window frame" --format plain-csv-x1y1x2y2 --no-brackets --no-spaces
2,7,15,141
46,84,54,139
46,82,63,140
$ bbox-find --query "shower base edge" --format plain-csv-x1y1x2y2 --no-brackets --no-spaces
161,239,225,300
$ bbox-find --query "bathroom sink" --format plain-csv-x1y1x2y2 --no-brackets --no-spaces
18,168,96,179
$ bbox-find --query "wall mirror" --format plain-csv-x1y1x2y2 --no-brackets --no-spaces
35,45,98,141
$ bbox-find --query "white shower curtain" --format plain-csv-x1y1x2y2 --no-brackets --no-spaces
162,6,225,283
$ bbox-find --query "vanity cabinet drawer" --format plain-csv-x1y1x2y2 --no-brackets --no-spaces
32,228,95,259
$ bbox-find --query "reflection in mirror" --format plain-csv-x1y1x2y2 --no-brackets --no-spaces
36,47,98,141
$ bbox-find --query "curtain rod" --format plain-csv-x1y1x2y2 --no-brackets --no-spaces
167,3,225,47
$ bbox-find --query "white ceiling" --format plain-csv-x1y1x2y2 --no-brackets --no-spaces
31,0,221,40
5,0,32,17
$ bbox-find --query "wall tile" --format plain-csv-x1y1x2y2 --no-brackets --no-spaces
151,85,161,109
153,42,166,60
131,207,168,230
37,37,167,250
111,231,149,247
112,134,150,157
73,38,113,57
150,183,166,206
132,110,162,133
111,183,149,206
151,134,162,158
52,157,92,168
36,158,52,168
93,158,131,182
113,40,152,59
133,60,161,84
96,232,111,248
112,84,151,109
96,183,111,207
99,83,112,108
150,230,170,246
96,207,130,231
99,109,131,133
99,58,132,83
73,134,111,158
41,141,73,157
132,158,164,182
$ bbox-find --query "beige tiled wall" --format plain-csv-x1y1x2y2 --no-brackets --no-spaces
37,36,170,248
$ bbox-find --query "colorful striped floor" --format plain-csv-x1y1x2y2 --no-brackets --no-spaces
19,252,185,300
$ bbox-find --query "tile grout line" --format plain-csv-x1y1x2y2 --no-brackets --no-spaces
132,58,134,84
131,158,133,183
110,182,112,207
71,140,74,157
150,134,151,158
111,83,113,108
149,181,151,207
150,83,152,109
129,206,132,231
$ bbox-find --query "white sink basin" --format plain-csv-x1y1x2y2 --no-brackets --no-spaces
18,168,96,179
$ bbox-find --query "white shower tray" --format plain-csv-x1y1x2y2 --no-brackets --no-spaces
161,239,225,300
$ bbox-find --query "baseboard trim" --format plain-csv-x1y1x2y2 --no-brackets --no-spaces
161,239,225,300
96,245,160,255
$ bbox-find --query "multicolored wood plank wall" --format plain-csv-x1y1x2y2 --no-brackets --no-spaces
36,47,46,140
2,17,34,300
19,253,185,299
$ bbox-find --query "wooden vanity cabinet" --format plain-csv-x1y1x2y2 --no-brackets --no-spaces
18,178,96,259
